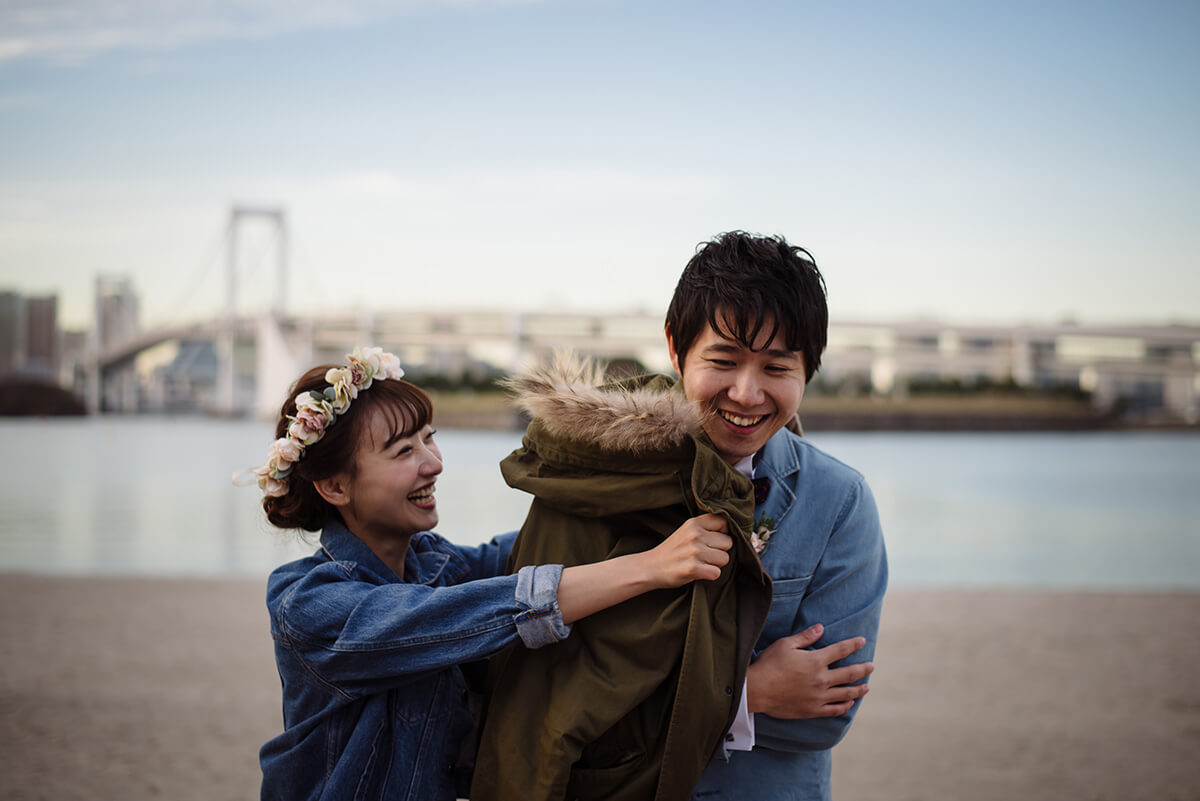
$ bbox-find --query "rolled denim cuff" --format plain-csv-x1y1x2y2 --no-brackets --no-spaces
513,564,572,649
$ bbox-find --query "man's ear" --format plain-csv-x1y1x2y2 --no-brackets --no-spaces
313,475,352,508
665,326,682,375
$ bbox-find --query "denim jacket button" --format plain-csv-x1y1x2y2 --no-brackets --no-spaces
724,686,733,696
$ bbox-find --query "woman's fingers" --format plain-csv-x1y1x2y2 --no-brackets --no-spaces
704,534,733,566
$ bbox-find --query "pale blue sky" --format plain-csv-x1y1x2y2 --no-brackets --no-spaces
1,0,1197,328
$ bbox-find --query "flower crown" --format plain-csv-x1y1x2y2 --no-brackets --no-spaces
253,347,405,498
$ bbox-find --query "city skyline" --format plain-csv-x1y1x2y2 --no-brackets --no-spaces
2,0,1198,329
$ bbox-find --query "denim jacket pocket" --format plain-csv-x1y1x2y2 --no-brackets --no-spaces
760,575,812,644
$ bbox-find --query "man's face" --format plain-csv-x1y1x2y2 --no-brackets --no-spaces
668,318,806,464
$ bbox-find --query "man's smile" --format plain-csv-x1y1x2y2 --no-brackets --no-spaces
717,409,767,429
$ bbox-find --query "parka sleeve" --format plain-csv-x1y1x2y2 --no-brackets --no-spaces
270,560,568,699
753,476,888,752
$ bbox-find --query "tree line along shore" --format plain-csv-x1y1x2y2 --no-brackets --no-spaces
425,390,1170,432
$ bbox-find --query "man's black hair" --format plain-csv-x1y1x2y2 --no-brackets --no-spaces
665,230,828,381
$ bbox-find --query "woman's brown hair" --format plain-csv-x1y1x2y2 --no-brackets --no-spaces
262,365,433,531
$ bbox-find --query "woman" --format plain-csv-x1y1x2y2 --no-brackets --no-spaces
249,347,732,801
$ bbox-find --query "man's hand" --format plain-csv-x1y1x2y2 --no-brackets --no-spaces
745,624,874,719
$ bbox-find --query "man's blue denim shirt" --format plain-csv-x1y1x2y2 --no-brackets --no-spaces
259,520,569,801
693,428,888,801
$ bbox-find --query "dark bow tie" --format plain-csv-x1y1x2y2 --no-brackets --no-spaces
752,476,771,505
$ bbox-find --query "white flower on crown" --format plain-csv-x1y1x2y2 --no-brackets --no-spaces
376,350,404,380
287,409,326,446
354,347,383,377
295,392,335,418
325,378,354,414
269,437,303,465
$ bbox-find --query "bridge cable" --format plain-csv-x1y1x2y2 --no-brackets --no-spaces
155,224,228,327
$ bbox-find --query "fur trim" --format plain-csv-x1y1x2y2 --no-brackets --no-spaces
503,353,707,453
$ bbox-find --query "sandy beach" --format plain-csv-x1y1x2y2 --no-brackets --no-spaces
1,575,1197,801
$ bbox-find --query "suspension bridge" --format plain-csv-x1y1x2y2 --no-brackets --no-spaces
83,207,1200,422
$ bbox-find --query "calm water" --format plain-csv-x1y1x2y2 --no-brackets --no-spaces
1,419,1197,589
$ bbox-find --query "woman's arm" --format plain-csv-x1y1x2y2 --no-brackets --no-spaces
271,514,732,697
556,512,731,623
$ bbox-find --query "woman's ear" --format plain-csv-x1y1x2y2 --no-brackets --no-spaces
313,474,352,508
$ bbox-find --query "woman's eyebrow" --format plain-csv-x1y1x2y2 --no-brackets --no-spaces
383,430,410,449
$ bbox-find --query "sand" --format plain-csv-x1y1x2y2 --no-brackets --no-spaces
1,576,1197,801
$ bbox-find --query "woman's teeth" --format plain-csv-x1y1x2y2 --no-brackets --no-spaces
407,487,435,503
719,410,765,427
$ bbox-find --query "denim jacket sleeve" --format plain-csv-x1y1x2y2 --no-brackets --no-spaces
270,561,568,699
754,476,888,752
455,531,518,582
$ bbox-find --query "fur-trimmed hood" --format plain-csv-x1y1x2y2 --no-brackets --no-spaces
502,353,709,455
500,354,752,519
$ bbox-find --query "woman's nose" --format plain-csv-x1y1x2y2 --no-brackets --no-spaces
419,444,443,476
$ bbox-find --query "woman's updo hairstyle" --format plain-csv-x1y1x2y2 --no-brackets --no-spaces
263,364,433,531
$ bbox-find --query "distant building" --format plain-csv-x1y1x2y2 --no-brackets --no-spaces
81,299,1200,423
0,290,62,381
90,276,141,413
23,295,58,378
93,276,139,352
0,291,23,375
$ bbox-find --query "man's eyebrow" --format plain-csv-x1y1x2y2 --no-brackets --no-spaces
701,342,800,360
700,342,742,354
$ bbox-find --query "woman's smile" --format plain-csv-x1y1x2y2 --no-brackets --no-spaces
406,483,437,509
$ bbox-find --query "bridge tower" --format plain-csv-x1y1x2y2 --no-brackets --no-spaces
215,206,289,416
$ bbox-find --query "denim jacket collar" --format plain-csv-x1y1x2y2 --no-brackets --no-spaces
754,429,800,525
319,519,470,586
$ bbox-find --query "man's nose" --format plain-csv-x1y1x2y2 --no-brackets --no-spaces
727,370,764,406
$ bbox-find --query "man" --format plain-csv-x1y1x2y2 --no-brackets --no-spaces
667,231,887,801
474,230,885,801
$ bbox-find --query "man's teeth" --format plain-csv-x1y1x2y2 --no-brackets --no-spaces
719,410,764,427
407,487,435,503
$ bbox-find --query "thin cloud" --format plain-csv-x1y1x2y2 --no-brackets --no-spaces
0,0,544,64
318,167,720,203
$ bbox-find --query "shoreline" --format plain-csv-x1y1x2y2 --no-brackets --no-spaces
1,576,1198,800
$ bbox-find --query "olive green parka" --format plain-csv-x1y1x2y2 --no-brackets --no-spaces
470,359,773,801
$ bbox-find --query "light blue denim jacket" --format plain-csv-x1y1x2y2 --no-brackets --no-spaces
693,428,888,801
259,520,570,801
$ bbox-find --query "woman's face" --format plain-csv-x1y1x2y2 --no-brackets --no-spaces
341,406,443,539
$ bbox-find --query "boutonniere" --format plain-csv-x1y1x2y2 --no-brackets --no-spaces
750,515,777,554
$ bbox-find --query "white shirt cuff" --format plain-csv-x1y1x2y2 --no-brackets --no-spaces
724,677,755,751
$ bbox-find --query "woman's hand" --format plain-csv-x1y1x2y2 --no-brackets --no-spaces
645,513,733,588
555,513,734,624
